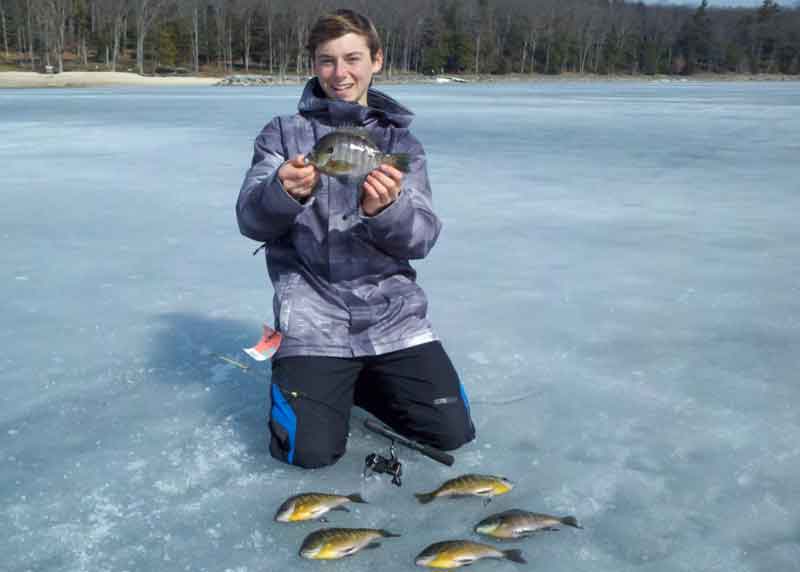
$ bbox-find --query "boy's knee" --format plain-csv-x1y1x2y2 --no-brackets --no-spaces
269,418,346,469
278,445,344,469
426,419,476,451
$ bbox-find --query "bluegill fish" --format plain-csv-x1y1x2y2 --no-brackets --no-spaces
415,474,514,504
415,540,526,569
305,129,410,178
474,509,583,539
274,492,367,523
298,527,400,560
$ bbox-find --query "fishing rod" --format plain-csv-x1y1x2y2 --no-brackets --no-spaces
364,419,454,466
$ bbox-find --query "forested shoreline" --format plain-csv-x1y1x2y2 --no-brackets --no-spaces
0,0,797,78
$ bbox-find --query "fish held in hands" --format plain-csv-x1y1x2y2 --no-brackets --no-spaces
415,540,526,569
274,492,367,523
414,474,513,504
298,527,400,560
474,509,583,539
305,129,410,178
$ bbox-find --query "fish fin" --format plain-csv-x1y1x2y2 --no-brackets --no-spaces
330,506,350,512
326,159,355,173
378,529,402,538
335,125,375,143
363,542,381,550
544,527,560,532
347,493,368,504
339,545,360,556
560,516,583,529
502,549,527,564
383,153,411,173
414,492,436,504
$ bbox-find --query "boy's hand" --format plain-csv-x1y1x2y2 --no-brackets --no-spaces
361,164,403,217
278,155,319,201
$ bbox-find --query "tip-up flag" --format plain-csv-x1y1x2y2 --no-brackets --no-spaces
243,324,282,361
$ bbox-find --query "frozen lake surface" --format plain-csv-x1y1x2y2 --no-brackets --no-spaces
2,80,799,571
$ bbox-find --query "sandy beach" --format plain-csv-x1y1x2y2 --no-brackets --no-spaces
2,69,797,89
0,71,221,88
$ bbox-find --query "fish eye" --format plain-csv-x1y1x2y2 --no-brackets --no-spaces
326,146,334,153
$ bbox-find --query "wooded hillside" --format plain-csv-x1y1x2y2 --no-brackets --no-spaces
0,0,797,76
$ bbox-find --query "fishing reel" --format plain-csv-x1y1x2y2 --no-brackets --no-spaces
361,419,454,488
363,443,403,487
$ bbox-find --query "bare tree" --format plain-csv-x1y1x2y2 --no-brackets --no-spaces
36,0,70,72
262,0,274,73
0,0,9,58
26,0,34,68
133,0,170,73
96,0,128,71
233,0,258,71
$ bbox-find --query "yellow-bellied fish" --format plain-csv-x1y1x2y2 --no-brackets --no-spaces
474,509,583,539
415,540,526,569
305,129,410,178
274,492,367,522
415,474,513,504
298,527,400,560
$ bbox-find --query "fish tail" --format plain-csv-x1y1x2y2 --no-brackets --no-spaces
502,549,527,564
378,529,402,538
561,516,583,529
383,153,411,173
414,492,436,504
346,493,368,504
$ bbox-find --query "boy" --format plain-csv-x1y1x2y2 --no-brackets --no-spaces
236,9,474,468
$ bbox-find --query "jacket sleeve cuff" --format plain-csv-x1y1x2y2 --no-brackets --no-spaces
358,189,409,228
260,169,315,216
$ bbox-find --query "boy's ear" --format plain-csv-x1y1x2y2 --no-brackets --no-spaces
372,49,384,73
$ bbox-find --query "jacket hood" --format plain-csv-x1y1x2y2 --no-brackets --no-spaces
297,77,414,128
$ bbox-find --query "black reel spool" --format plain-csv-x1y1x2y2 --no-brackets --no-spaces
361,419,454,487
363,443,403,486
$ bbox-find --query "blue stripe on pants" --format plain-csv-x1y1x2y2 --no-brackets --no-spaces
270,384,297,464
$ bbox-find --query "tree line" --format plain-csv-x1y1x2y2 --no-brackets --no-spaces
0,0,797,76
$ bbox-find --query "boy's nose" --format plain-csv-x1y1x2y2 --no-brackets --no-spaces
334,62,348,78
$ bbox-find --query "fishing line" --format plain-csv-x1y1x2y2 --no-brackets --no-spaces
470,389,543,406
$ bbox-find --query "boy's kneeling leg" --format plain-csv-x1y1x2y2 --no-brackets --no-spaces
268,356,359,469
356,341,476,453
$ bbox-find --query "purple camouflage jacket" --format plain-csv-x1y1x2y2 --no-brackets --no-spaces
236,79,442,359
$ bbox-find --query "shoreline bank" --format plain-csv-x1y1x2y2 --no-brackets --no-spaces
1,70,797,89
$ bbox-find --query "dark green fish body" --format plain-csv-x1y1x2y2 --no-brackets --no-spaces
299,527,400,560
274,492,366,522
474,509,583,539
415,540,526,568
415,474,514,504
306,129,410,178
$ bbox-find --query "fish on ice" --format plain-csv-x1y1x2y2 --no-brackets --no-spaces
298,527,400,560
474,509,583,539
274,492,367,522
415,539,526,568
415,474,514,504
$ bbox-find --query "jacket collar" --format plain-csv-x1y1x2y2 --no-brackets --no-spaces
297,77,414,128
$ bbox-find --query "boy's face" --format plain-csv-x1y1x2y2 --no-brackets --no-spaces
313,33,383,107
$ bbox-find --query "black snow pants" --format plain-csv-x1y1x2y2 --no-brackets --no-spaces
267,341,476,468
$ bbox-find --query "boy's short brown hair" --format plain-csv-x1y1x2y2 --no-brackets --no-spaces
307,9,382,61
